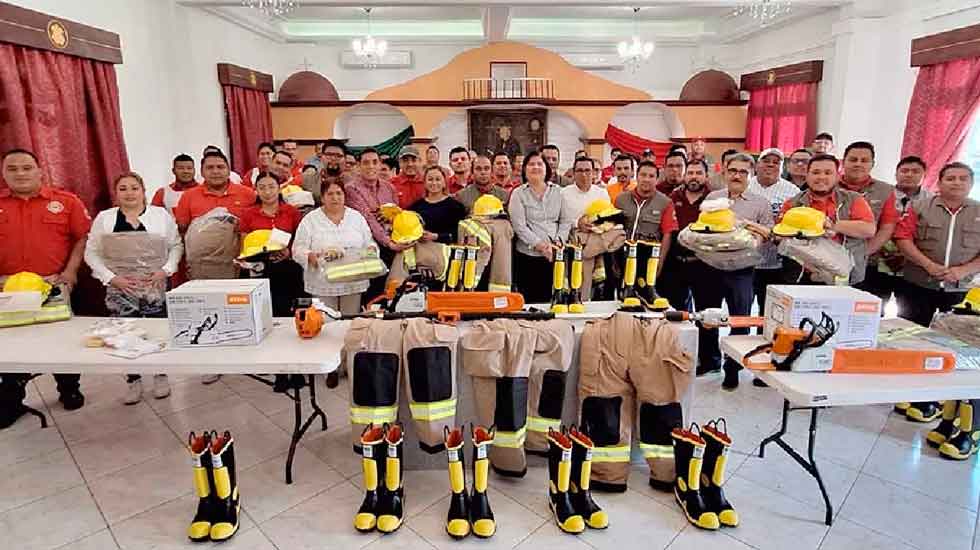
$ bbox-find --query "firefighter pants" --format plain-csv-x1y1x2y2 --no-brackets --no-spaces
344,317,460,453
578,314,693,492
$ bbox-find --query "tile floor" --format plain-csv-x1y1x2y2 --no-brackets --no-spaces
1,370,979,550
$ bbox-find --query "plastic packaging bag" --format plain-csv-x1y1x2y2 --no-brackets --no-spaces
184,208,240,280
321,246,388,283
678,226,757,253
694,247,762,271
778,237,853,285
101,233,169,313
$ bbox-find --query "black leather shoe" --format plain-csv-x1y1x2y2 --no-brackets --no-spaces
752,378,769,388
721,367,739,391
325,372,340,389
696,365,721,377
59,390,85,411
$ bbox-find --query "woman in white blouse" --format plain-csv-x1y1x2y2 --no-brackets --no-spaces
292,180,376,314
84,172,183,404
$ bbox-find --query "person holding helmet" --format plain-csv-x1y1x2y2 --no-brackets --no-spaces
748,148,801,313
387,210,453,287
560,157,609,227
455,155,509,214
409,166,467,245
572,198,627,301
0,148,92,426
457,194,515,292
84,172,183,404
237,172,306,318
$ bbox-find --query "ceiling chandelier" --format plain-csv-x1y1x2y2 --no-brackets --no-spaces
617,8,654,74
732,0,792,26
241,0,296,17
352,8,388,68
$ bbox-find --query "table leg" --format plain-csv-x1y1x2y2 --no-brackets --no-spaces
284,375,329,485
759,399,790,459
24,404,47,428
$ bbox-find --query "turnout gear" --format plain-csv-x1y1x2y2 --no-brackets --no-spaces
786,189,867,284
672,424,720,530
568,426,608,529
773,207,826,238
184,208,241,280
187,432,215,542
391,211,424,245
635,241,667,311
446,246,464,291
578,314,693,492
574,227,627,301
620,241,642,311
906,401,941,423
443,425,497,539
690,209,736,234
377,424,405,533
470,425,496,538
547,428,586,534
701,419,738,527
551,241,569,314
567,241,585,313
777,237,852,285
457,217,514,292
526,321,575,454
355,425,386,532
940,401,980,460
209,431,240,542
387,241,452,287
445,427,471,539
344,318,459,453
927,401,961,448
462,244,479,291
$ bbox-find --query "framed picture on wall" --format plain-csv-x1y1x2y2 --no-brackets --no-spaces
468,108,547,160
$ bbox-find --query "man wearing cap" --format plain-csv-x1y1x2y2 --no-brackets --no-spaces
838,142,901,299
706,153,773,390
1,149,91,426
748,148,801,313
455,155,509,214
391,146,425,209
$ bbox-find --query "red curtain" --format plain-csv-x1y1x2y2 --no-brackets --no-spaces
745,82,817,153
0,43,129,214
222,84,273,176
604,124,674,163
901,57,980,190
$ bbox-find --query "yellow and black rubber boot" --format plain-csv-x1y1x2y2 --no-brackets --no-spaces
444,427,470,539
671,424,720,530
619,241,642,312
636,241,668,312
568,426,608,529
547,428,586,534
446,246,464,291
567,241,585,314
906,401,941,423
894,402,910,414
551,240,569,314
377,423,405,533
462,243,480,291
700,419,738,528
187,431,214,542
927,401,961,448
470,425,496,538
209,430,240,542
940,400,980,460
355,424,387,532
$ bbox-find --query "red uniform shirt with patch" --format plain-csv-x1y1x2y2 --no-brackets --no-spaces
173,182,257,229
238,203,303,235
840,177,900,225
390,174,426,209
670,186,708,229
779,191,875,242
447,174,472,195
0,186,92,276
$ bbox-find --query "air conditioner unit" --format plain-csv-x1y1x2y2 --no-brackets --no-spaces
562,53,624,71
340,50,413,69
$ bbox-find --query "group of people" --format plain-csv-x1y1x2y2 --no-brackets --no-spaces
1,128,978,427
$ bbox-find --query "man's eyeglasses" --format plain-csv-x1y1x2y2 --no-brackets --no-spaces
726,168,750,177
790,158,810,165
574,168,594,173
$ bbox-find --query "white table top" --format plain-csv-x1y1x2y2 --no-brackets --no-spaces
0,317,347,375
721,334,980,407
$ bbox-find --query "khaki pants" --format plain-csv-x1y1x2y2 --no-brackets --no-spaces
525,319,575,454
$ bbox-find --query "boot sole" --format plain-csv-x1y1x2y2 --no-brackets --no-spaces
549,503,584,534
674,491,720,530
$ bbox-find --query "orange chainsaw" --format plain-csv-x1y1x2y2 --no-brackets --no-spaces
743,312,837,371
364,274,527,322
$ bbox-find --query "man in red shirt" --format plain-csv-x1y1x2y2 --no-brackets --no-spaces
390,146,425,209
151,154,198,216
838,141,901,299
174,151,257,230
657,150,687,195
778,154,876,284
270,150,298,187
601,147,621,182
1,149,91,426
490,152,515,192
447,146,472,194
281,139,304,180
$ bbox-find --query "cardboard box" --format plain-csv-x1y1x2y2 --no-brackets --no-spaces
764,285,881,372
166,279,272,347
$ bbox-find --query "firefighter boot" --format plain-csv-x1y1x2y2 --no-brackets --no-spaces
355,424,387,532
462,244,480,291
446,246,464,291
906,401,941,423
377,423,405,533
187,432,214,542
940,401,980,460
701,419,738,527
619,241,642,312
636,241,669,311
894,402,910,414
672,424,720,530
927,401,961,448
444,427,470,539
551,241,569,314
547,428,585,534
470,425,497,538
209,431,241,542
568,426,608,529
567,242,585,314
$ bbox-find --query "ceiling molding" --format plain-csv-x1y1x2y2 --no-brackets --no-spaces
196,6,287,42
716,6,837,44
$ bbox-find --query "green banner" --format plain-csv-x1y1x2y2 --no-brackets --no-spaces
348,126,415,158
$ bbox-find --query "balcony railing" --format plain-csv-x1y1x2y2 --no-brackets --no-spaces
463,78,555,101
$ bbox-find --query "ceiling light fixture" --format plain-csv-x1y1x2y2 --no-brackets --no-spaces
352,8,388,68
241,0,296,18
617,7,654,74
732,0,792,26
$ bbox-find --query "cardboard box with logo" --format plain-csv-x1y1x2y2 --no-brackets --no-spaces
166,279,272,347
764,285,881,372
